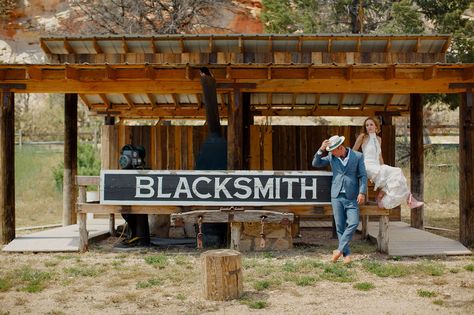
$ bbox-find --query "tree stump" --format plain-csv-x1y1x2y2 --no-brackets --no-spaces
201,249,243,301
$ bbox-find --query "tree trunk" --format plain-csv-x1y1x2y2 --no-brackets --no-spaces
201,249,243,301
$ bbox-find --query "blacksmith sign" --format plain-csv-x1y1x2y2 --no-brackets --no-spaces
100,170,332,206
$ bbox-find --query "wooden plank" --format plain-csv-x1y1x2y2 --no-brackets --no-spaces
410,94,424,229
63,93,78,226
459,90,474,246
0,91,15,244
76,176,100,186
249,126,260,170
171,210,294,224
77,203,182,214
263,126,273,170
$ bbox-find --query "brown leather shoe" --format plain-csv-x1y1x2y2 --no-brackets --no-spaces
332,250,342,263
343,256,352,264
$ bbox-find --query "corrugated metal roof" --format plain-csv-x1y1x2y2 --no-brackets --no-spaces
40,34,451,55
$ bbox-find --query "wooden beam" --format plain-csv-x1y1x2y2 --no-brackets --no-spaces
122,37,129,54
123,93,135,109
311,93,320,112
219,93,227,110
39,39,52,54
266,93,272,110
338,94,344,110
145,65,156,80
105,65,116,80
346,65,353,80
196,93,203,109
360,93,369,111
171,93,180,109
99,93,111,109
385,38,392,53
149,37,157,53
228,88,244,170
410,94,424,229
441,37,451,53
27,67,42,80
63,93,78,226
93,37,103,54
459,89,474,246
424,66,437,80
0,91,15,244
238,36,244,53
79,94,92,108
208,35,214,52
146,93,156,108
463,66,474,81
415,37,421,53
63,39,74,54
327,38,332,53
65,65,79,80
356,38,361,52
385,65,396,80
384,94,394,111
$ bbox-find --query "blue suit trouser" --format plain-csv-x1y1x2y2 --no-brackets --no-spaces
331,193,360,256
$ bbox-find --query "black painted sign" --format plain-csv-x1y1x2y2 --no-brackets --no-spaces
100,170,332,206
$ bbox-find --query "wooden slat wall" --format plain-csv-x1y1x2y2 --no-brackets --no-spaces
114,124,399,219
57,52,444,64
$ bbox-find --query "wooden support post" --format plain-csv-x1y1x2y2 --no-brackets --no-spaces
230,222,242,250
78,185,88,252
378,215,389,253
0,91,15,244
361,215,369,239
63,93,78,226
201,249,243,300
459,89,474,246
377,112,400,221
410,94,424,229
228,88,243,170
101,116,118,236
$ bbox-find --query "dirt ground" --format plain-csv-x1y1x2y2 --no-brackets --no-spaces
1,228,473,315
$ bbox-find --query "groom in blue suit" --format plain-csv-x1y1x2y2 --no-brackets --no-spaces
312,135,367,264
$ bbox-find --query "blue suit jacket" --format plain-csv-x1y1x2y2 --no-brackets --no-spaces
312,148,368,200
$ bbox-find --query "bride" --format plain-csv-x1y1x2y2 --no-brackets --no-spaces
353,117,423,209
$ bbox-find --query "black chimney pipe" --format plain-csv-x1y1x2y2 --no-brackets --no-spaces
199,67,222,137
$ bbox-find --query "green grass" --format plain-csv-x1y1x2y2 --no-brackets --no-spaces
320,264,356,282
144,254,168,269
295,276,317,286
416,261,445,276
417,289,438,298
15,145,63,227
433,299,444,306
0,277,12,292
353,282,375,291
63,266,102,277
464,264,474,271
253,280,271,291
362,261,411,278
136,278,162,289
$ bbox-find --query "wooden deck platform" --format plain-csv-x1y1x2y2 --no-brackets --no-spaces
365,221,472,256
1,219,471,256
1,219,122,252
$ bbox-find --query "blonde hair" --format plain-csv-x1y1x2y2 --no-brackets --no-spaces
361,116,381,136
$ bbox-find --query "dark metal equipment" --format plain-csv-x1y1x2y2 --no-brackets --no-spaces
119,144,146,170
195,67,229,247
119,144,150,247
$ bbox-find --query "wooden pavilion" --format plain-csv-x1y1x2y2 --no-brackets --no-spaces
0,34,473,248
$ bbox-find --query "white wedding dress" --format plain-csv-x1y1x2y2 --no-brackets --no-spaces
362,133,410,209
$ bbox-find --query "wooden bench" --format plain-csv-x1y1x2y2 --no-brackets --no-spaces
75,176,390,253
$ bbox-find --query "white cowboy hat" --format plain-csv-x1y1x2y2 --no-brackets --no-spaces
326,135,345,152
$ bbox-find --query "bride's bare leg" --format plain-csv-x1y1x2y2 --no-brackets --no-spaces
376,190,385,208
